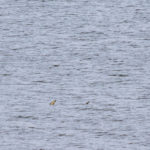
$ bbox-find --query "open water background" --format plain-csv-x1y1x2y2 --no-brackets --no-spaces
0,0,150,150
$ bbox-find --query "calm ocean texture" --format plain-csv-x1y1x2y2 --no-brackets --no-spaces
0,0,150,150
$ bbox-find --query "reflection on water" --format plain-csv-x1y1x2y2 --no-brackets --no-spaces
0,0,150,150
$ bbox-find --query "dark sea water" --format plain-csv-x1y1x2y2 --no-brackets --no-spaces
0,0,150,149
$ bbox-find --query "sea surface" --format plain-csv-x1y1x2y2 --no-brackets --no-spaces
0,0,150,150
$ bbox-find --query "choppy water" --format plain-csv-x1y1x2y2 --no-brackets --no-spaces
0,0,150,150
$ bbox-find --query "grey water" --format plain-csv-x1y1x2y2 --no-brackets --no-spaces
0,0,150,150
